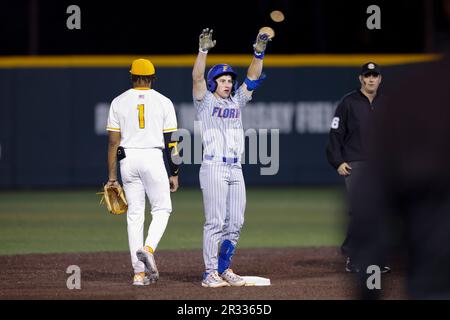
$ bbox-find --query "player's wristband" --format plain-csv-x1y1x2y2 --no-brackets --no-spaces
199,48,208,54
164,133,180,177
171,168,179,177
254,51,265,59
167,155,180,177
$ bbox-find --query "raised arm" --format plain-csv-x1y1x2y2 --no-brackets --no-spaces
193,28,216,101
246,56,264,81
242,32,271,96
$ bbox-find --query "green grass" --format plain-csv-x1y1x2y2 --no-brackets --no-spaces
0,187,347,255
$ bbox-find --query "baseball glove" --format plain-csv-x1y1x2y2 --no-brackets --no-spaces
97,184,128,215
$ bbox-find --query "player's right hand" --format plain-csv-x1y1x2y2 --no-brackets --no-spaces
337,163,352,176
106,179,120,188
169,176,179,192
199,28,216,52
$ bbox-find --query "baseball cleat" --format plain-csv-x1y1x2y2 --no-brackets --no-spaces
132,272,150,286
381,265,391,274
345,257,361,273
201,271,230,288
136,247,159,282
221,269,246,286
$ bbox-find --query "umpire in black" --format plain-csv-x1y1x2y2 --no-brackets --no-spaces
326,62,390,273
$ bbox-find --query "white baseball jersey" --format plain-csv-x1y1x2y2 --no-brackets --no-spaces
106,87,177,275
107,88,177,147
194,86,251,160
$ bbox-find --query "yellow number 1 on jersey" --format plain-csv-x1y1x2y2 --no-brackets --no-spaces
137,104,145,129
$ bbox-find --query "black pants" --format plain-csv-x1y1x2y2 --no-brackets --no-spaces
340,161,366,257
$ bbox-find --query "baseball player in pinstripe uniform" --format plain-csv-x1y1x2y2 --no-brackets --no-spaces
106,59,180,286
192,28,270,287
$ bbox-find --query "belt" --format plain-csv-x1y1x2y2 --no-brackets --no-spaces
204,154,238,164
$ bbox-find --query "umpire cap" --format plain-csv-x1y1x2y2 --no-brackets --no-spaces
130,59,155,76
360,62,381,76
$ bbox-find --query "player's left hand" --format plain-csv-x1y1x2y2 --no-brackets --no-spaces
253,32,271,54
169,176,179,192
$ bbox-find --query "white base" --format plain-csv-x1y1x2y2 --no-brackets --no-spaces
241,276,271,286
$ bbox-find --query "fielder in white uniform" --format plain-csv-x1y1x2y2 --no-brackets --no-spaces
106,58,180,286
192,28,270,287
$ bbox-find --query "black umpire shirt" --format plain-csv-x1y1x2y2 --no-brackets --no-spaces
326,89,387,169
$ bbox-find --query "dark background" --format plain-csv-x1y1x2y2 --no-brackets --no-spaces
0,0,449,188
1,0,449,55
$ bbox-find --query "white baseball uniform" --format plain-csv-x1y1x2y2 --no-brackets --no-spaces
194,86,252,274
107,87,177,274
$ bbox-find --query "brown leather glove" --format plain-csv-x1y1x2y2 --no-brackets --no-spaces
97,183,128,215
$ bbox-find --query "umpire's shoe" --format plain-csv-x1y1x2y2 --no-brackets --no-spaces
381,265,391,274
345,257,392,274
221,269,246,286
136,246,159,282
345,257,361,273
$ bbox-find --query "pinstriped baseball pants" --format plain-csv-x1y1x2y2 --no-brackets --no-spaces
199,161,246,274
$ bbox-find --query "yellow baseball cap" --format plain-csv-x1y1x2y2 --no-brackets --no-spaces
130,59,155,76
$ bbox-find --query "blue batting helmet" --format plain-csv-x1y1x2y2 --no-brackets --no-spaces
206,64,239,94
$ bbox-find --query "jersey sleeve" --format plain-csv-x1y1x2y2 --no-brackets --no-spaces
326,99,347,169
235,85,252,107
193,90,213,112
106,100,121,132
163,98,178,133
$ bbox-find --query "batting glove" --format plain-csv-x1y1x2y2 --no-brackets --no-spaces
253,33,270,59
199,28,216,53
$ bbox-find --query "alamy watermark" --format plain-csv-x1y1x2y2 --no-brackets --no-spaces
366,265,381,290
66,5,81,30
366,5,381,30
172,121,279,176
66,265,81,289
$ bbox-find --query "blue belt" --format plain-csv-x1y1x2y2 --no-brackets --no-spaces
204,155,238,164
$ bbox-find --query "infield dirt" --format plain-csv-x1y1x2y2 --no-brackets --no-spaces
0,247,406,299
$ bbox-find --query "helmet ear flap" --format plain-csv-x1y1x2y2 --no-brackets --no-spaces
207,79,217,92
206,66,219,92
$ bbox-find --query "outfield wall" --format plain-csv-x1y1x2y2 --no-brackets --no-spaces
0,55,439,188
